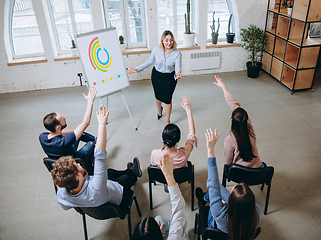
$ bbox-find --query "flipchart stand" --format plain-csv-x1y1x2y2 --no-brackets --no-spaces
99,90,138,131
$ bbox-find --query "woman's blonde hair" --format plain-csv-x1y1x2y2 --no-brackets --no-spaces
160,30,177,50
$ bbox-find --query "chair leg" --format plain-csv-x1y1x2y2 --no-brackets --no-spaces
133,196,142,217
191,171,194,211
149,181,153,210
81,213,88,240
127,213,132,240
261,183,265,190
264,183,272,215
194,213,198,234
222,164,228,187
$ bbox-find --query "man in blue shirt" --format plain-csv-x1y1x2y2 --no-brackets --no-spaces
39,87,97,167
51,106,142,210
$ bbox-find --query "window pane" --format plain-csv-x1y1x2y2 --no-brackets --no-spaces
157,0,174,36
105,0,124,39
13,35,44,55
72,0,93,34
11,0,44,56
208,0,232,40
57,32,73,51
126,0,143,43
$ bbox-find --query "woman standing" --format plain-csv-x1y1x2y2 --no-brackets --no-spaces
127,30,181,125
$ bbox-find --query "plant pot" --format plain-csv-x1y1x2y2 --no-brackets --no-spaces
211,33,219,44
71,48,78,56
183,33,196,47
287,8,292,15
226,33,235,43
246,61,262,78
120,44,126,51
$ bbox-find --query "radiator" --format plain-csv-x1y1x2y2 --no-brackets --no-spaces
190,51,221,70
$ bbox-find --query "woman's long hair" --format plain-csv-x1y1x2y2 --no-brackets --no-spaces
132,217,163,240
227,183,258,240
231,108,256,162
162,123,181,148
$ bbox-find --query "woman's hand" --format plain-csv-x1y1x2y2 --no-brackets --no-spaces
126,67,138,74
205,128,219,158
181,96,191,112
176,72,182,79
213,75,228,93
96,105,109,126
160,153,176,186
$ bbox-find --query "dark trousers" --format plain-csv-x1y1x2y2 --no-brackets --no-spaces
107,168,137,190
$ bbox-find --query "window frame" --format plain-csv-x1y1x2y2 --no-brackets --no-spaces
103,0,147,48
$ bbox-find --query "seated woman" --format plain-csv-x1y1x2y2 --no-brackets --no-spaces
199,128,261,239
213,75,262,168
150,96,196,169
133,154,186,240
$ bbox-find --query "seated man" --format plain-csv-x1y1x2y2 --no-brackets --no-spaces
51,106,142,210
39,87,97,166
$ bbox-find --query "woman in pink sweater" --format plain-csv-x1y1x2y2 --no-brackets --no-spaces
150,96,197,169
213,75,262,168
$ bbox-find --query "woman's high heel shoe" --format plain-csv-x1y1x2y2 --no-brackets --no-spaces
157,106,163,120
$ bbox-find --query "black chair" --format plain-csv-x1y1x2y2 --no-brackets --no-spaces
147,161,194,211
43,158,142,240
43,156,93,175
194,188,261,240
222,162,274,215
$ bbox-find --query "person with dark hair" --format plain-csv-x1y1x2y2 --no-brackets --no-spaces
150,96,196,169
127,30,181,125
39,87,97,166
133,154,186,240
213,75,262,168
51,106,142,210
195,128,261,240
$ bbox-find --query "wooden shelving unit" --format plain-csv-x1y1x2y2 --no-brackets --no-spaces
262,0,321,93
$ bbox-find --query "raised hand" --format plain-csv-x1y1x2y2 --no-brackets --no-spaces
160,153,176,186
181,96,191,112
205,128,219,158
213,75,228,93
83,86,97,103
96,105,109,126
126,67,138,74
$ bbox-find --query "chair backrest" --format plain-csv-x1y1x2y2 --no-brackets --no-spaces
227,164,274,186
148,161,193,184
43,157,92,174
74,190,134,221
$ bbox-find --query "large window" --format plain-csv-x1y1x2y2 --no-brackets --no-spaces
104,0,146,48
11,0,44,56
48,0,93,53
207,0,233,40
157,0,194,42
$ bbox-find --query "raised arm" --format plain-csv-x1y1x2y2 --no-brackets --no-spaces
213,75,240,111
181,96,195,136
206,129,228,232
73,86,97,140
95,105,109,151
160,154,186,239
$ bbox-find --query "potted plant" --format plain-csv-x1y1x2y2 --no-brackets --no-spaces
210,12,220,44
226,14,235,43
183,0,195,47
119,35,126,51
240,24,267,78
282,0,294,15
71,39,78,56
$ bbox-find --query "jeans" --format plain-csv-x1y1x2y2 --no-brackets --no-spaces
72,132,95,165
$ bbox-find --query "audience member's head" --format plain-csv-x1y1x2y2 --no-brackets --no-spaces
231,107,256,162
132,217,163,240
162,123,181,148
51,156,86,193
43,112,67,132
228,182,258,240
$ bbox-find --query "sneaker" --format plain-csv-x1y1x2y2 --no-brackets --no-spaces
164,184,169,193
130,157,142,177
195,187,206,207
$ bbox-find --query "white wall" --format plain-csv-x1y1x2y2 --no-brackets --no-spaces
0,0,268,94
